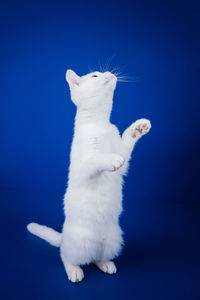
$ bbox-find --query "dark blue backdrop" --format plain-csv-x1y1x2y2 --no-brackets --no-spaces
1,0,200,299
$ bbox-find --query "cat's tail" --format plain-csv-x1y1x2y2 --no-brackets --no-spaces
27,223,62,247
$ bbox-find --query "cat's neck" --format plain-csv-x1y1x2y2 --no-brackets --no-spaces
75,103,112,127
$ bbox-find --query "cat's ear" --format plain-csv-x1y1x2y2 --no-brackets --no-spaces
66,69,80,88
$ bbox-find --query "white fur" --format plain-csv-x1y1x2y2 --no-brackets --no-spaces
27,69,151,283
27,223,61,247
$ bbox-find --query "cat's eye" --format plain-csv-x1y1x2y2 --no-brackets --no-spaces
92,75,98,78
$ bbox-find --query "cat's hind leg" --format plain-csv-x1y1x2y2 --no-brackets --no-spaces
94,225,122,275
94,261,117,274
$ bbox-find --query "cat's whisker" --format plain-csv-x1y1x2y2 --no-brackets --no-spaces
104,54,116,72
98,57,105,73
109,66,139,83
107,65,134,82
117,75,139,82
111,71,138,82
88,65,94,73
110,66,122,75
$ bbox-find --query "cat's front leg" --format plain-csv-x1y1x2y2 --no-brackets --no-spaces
98,153,125,172
121,118,151,159
76,153,125,183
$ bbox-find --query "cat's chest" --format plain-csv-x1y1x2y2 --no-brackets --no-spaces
88,129,117,151
72,124,121,156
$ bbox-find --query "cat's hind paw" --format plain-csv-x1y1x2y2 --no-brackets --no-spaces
94,261,117,274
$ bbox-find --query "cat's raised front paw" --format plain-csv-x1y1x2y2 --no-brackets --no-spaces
131,119,151,139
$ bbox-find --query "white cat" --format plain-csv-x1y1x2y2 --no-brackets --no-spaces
27,69,151,283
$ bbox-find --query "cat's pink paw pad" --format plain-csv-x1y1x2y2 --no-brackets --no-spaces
132,119,151,138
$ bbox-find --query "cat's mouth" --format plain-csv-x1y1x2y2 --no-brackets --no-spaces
104,79,111,85
104,75,116,85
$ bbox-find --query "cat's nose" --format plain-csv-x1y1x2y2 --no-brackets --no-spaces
104,72,111,77
104,72,116,80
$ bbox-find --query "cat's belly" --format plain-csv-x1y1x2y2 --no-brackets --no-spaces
64,171,123,226
61,219,123,264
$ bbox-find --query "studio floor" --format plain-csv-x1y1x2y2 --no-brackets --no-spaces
1,188,200,300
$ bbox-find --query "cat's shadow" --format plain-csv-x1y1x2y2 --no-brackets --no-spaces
116,235,195,271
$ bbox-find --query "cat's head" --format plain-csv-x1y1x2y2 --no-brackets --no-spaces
66,69,117,107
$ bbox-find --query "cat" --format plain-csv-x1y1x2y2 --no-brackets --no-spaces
27,69,151,283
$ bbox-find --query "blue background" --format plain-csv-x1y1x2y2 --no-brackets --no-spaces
1,0,200,299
